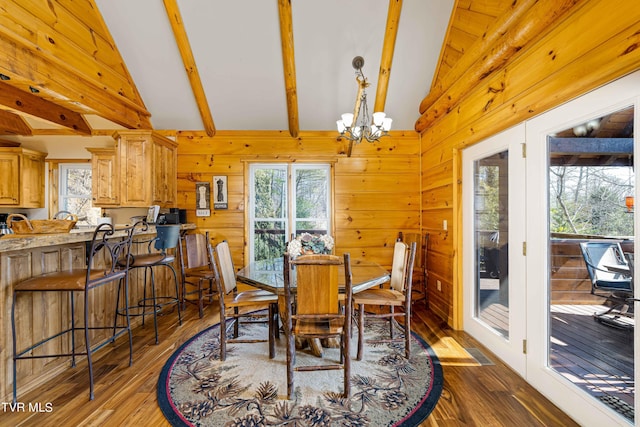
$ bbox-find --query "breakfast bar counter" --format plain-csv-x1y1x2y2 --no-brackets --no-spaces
0,223,195,402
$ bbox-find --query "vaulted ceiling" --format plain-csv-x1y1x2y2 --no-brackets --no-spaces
0,0,531,141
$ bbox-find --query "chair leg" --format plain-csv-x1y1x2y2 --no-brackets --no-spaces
268,303,276,359
233,307,240,338
70,292,77,367
389,306,395,339
343,330,351,398
149,268,159,345
219,310,227,361
357,303,365,361
84,291,94,400
166,263,182,325
11,291,18,404
404,309,411,359
286,315,294,399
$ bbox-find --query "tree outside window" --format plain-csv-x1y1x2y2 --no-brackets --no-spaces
249,163,331,263
59,163,101,225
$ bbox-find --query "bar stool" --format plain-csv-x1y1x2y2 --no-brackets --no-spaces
11,221,140,402
117,223,182,344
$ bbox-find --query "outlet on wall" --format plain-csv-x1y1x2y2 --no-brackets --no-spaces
436,280,442,291
443,220,448,231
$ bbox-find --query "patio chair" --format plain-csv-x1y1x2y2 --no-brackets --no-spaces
579,241,634,329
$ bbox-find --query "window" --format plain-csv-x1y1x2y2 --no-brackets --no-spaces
59,163,101,225
248,163,331,262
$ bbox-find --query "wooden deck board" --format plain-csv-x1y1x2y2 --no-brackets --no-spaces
479,301,635,420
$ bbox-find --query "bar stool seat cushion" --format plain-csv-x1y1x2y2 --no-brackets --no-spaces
120,253,175,268
14,269,123,292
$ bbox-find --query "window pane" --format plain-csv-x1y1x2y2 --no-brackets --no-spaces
295,220,327,235
254,168,286,219
295,168,328,219
59,164,101,225
63,167,92,196
254,221,285,261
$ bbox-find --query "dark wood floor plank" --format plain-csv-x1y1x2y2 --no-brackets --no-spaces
3,301,580,426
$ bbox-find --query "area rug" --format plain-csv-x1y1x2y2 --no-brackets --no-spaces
158,314,443,426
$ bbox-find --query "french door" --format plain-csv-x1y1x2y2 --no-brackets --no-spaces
462,124,527,375
526,72,639,426
463,71,639,426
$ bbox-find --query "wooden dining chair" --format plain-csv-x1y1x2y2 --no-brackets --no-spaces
283,252,353,399
402,232,429,307
213,240,279,361
179,231,216,317
353,240,416,360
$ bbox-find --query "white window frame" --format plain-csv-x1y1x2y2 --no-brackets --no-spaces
248,162,332,263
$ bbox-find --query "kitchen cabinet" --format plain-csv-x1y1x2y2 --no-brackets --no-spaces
0,147,45,207
86,147,119,206
113,130,178,208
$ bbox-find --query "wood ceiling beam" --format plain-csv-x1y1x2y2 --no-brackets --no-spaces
418,0,537,115
0,109,32,135
0,81,91,134
415,0,584,133
278,0,300,138
374,0,402,114
163,0,216,137
0,29,152,130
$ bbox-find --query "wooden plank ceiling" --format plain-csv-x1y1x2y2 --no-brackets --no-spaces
2,0,623,144
0,0,454,139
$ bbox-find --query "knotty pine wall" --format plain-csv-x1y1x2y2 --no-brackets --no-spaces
421,0,640,327
175,130,421,274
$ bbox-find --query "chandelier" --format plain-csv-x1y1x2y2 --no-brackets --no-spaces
336,56,392,154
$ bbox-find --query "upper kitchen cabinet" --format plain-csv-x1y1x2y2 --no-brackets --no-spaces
86,147,120,206
0,147,45,207
113,130,178,208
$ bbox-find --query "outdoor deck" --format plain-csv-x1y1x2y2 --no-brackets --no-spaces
481,301,634,422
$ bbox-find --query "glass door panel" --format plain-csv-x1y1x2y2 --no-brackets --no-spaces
463,124,526,375
525,71,640,426
474,151,510,338
547,106,635,422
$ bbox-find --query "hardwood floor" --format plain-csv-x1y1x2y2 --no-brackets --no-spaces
3,302,578,426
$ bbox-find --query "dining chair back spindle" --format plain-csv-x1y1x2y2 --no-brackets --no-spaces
213,240,279,361
354,240,417,360
284,253,353,399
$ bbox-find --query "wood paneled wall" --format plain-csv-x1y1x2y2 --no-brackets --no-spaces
420,0,640,326
175,131,420,271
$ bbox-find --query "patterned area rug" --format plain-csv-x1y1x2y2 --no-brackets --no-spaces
158,314,443,426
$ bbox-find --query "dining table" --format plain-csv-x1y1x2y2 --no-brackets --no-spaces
236,256,391,356
236,256,391,295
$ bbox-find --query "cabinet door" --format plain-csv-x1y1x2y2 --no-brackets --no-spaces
0,154,19,205
151,141,177,206
91,149,120,206
119,136,150,206
21,153,45,207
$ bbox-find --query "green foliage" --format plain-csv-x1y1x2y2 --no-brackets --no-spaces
550,166,633,237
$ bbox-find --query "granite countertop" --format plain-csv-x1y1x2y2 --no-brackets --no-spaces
0,223,196,253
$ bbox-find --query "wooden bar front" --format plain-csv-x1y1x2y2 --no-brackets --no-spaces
0,224,194,401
